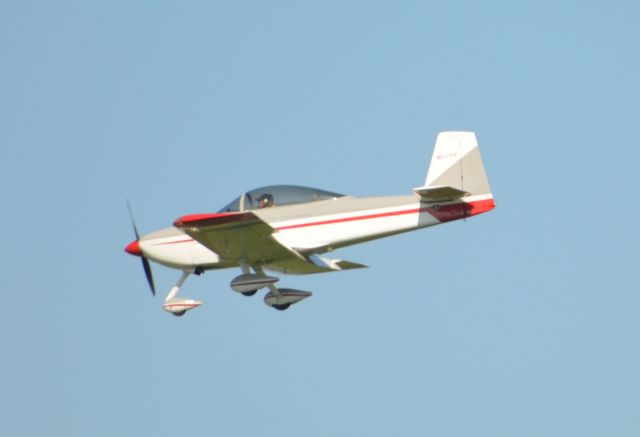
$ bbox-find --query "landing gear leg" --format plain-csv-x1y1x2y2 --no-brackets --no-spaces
265,283,288,310
165,270,191,302
240,261,251,275
252,264,267,276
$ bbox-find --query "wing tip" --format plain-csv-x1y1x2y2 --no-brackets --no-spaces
174,211,261,228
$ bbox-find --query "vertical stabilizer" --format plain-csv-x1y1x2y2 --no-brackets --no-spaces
424,131,492,197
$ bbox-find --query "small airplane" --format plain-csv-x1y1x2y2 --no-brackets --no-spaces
125,131,495,315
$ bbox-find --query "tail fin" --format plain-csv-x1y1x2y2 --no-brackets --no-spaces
417,131,492,199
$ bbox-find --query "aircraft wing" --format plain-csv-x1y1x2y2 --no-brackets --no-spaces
174,212,365,274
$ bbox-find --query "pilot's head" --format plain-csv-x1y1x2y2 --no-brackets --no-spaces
258,194,274,208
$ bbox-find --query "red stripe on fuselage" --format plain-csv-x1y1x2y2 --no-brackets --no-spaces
156,238,194,245
276,207,426,230
276,198,495,231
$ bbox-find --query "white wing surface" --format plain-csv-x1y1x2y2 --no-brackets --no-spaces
174,212,365,274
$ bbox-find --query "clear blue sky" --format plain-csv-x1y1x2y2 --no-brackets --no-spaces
2,1,638,436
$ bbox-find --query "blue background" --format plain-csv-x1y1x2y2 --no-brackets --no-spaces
2,1,638,436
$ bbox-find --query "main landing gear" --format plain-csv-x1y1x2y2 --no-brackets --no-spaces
230,263,312,311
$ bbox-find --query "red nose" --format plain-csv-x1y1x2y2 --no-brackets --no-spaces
125,240,142,256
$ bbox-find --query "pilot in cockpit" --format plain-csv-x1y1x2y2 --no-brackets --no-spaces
257,193,274,208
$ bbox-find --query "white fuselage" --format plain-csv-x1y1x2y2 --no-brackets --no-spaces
138,193,493,272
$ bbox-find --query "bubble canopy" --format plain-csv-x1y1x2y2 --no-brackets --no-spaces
218,185,345,212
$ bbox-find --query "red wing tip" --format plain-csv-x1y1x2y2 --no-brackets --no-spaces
174,213,225,227
174,211,254,227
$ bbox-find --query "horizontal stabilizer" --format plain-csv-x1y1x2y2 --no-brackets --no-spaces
413,185,469,202
334,259,368,270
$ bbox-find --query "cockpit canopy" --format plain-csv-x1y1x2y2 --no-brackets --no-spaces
219,185,344,212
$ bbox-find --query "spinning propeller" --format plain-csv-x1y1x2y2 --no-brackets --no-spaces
125,201,156,296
